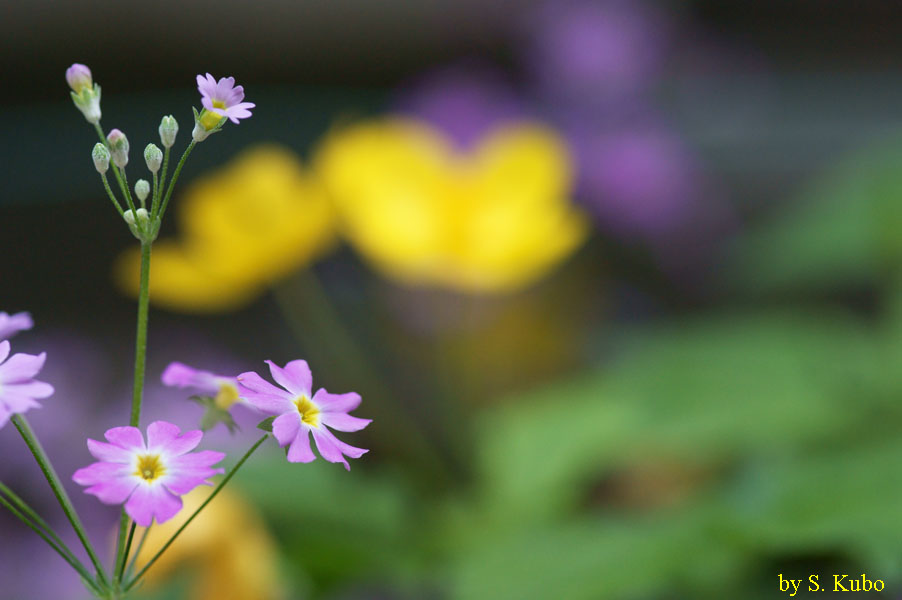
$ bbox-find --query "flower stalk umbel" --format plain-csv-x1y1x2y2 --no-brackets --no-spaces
0,65,368,600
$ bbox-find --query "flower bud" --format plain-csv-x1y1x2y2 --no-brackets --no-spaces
135,179,150,203
66,64,93,94
135,208,150,225
107,129,129,168
159,115,178,148
123,209,136,226
92,143,110,174
144,143,163,173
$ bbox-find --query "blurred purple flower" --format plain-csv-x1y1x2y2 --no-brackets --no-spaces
395,65,527,149
0,332,119,600
0,311,33,341
568,124,702,237
0,340,53,429
523,0,671,106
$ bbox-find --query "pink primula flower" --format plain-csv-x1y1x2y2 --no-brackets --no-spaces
238,360,370,470
162,361,244,410
0,340,53,429
196,73,255,124
0,311,33,342
73,421,225,526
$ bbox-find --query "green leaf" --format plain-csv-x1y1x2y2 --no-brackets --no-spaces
726,136,902,293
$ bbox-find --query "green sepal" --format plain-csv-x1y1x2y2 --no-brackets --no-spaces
189,395,239,434
256,416,276,433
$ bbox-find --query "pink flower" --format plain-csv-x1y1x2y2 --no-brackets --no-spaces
238,360,370,470
65,63,93,94
162,362,243,410
0,312,33,342
73,421,225,526
0,340,53,429
196,73,255,124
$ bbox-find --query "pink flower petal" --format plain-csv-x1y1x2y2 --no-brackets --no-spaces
161,362,223,394
87,438,133,463
0,392,41,414
320,412,371,432
0,352,46,383
287,429,316,463
0,341,9,363
0,405,10,430
311,427,351,470
76,465,137,504
266,359,311,397
104,426,146,452
0,312,33,341
237,371,294,414
126,484,183,527
271,412,300,447
72,462,137,488
147,421,202,456
313,389,362,413
2,381,53,400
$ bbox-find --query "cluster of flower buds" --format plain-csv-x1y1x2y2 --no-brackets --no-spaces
67,64,255,245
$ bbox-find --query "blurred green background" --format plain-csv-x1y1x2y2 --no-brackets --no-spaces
2,1,902,599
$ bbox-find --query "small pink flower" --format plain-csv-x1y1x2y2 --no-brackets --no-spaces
0,311,33,342
65,63,93,94
0,340,53,429
196,73,255,124
238,360,370,470
73,421,225,526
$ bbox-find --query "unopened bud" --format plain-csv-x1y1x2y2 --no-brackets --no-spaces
135,208,150,225
65,64,93,94
135,179,150,203
144,143,162,173
67,63,102,124
123,209,136,226
92,143,110,174
107,129,129,168
159,115,178,148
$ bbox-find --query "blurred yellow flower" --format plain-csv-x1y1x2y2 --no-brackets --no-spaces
315,118,589,294
132,486,282,600
114,145,337,312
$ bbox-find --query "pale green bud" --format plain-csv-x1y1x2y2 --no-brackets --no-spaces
135,179,150,203
159,115,178,148
92,143,110,174
144,143,163,173
107,129,129,168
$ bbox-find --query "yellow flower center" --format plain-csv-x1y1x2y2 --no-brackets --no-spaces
134,454,166,482
294,396,320,427
200,108,225,131
214,383,240,410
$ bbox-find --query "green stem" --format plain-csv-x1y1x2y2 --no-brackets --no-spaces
130,242,152,427
12,415,108,587
99,172,125,217
116,166,137,214
124,524,152,581
116,521,137,583
150,171,160,217
153,147,171,219
94,122,135,214
0,481,82,566
0,490,101,594
157,140,195,220
125,434,269,591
